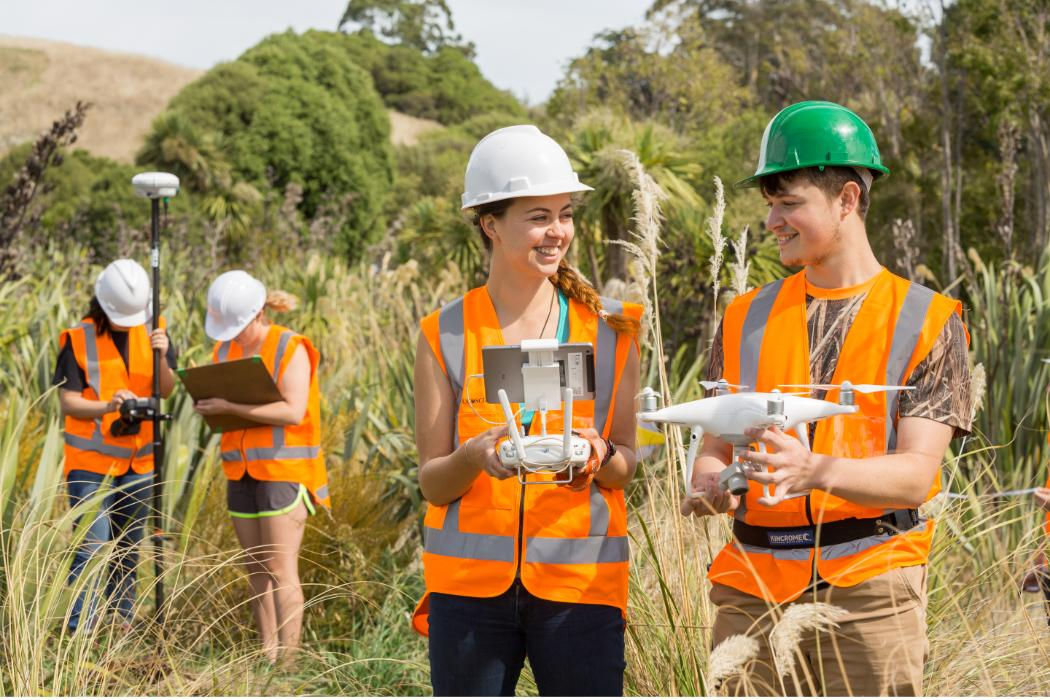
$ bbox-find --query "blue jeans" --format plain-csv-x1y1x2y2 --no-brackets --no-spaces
65,469,153,631
428,582,625,696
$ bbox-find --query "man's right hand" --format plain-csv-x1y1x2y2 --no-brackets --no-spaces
680,470,741,517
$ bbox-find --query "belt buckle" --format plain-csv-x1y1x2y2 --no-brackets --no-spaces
874,518,897,536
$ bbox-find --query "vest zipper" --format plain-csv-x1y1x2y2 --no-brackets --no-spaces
514,419,529,579
515,481,526,579
804,422,816,526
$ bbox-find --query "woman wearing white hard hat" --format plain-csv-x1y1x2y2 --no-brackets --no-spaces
54,258,177,633
412,125,642,695
194,270,328,663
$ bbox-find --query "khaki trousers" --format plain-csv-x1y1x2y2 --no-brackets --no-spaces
710,565,929,696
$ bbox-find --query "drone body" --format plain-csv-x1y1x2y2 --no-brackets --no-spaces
638,392,858,445
637,379,910,501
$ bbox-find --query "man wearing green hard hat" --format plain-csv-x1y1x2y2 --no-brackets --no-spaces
682,100,973,695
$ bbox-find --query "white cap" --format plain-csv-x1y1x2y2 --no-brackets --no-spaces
205,270,266,342
95,259,151,326
461,125,593,210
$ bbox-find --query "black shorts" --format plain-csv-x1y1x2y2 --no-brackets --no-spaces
227,473,314,518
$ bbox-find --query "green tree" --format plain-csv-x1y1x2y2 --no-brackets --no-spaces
338,0,464,54
340,30,524,124
943,0,1050,261
139,30,394,258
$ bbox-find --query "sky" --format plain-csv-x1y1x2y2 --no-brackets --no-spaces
1,0,652,104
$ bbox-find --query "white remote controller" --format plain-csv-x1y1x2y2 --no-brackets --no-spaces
498,434,592,470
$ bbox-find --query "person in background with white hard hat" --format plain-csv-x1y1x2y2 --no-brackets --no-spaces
54,258,177,634
412,125,642,696
194,270,328,664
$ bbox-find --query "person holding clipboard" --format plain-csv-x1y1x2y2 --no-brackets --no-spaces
194,270,328,663
411,125,642,696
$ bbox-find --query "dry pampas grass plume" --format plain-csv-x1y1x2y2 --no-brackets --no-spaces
708,633,760,690
613,148,666,345
769,603,849,679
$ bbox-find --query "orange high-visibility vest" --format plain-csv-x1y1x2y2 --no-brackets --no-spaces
411,286,642,636
60,319,164,477
708,269,965,603
212,324,330,510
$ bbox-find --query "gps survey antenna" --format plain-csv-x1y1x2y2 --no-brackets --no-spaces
132,171,179,631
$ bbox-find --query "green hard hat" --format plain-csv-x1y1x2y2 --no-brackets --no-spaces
737,100,890,188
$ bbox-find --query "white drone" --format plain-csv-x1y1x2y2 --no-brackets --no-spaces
638,379,912,503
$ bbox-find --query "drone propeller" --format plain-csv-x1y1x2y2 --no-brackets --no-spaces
779,381,914,394
700,379,749,391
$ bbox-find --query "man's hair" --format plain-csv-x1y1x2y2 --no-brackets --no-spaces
759,166,871,219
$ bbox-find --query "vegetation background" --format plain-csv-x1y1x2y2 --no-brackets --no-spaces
2,0,1050,694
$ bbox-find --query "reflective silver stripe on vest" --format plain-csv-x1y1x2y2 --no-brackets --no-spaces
819,521,926,560
64,421,151,459
217,341,231,362
272,330,294,382
438,298,465,399
525,482,629,565
424,498,516,562
81,322,101,395
884,284,935,451
315,484,329,500
735,281,782,523
438,297,465,446
739,279,783,391
736,542,812,561
593,297,622,436
64,429,135,458
220,427,320,462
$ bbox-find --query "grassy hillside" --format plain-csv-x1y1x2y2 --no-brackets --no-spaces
0,35,202,162
0,35,440,162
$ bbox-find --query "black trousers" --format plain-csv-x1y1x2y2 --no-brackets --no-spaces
428,582,626,696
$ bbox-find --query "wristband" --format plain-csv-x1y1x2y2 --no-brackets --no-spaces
600,438,616,467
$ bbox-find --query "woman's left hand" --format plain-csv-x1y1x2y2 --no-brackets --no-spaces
558,427,605,491
150,328,169,357
195,398,233,416
738,424,820,506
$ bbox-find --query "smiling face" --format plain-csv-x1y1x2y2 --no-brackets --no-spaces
761,170,865,268
480,193,575,279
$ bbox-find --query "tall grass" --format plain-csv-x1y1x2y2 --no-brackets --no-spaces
3,161,1050,695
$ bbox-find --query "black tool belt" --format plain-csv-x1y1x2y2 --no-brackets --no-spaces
732,508,921,550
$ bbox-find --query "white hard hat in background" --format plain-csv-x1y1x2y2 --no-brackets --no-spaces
95,259,151,327
461,125,593,210
205,270,266,342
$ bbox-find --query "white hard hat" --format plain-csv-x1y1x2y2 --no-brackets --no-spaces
205,270,266,342
460,125,593,210
95,259,151,327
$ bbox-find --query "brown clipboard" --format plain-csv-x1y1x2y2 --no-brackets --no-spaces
176,356,283,432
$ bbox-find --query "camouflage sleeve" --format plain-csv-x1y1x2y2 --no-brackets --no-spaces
706,320,725,386
897,313,973,438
